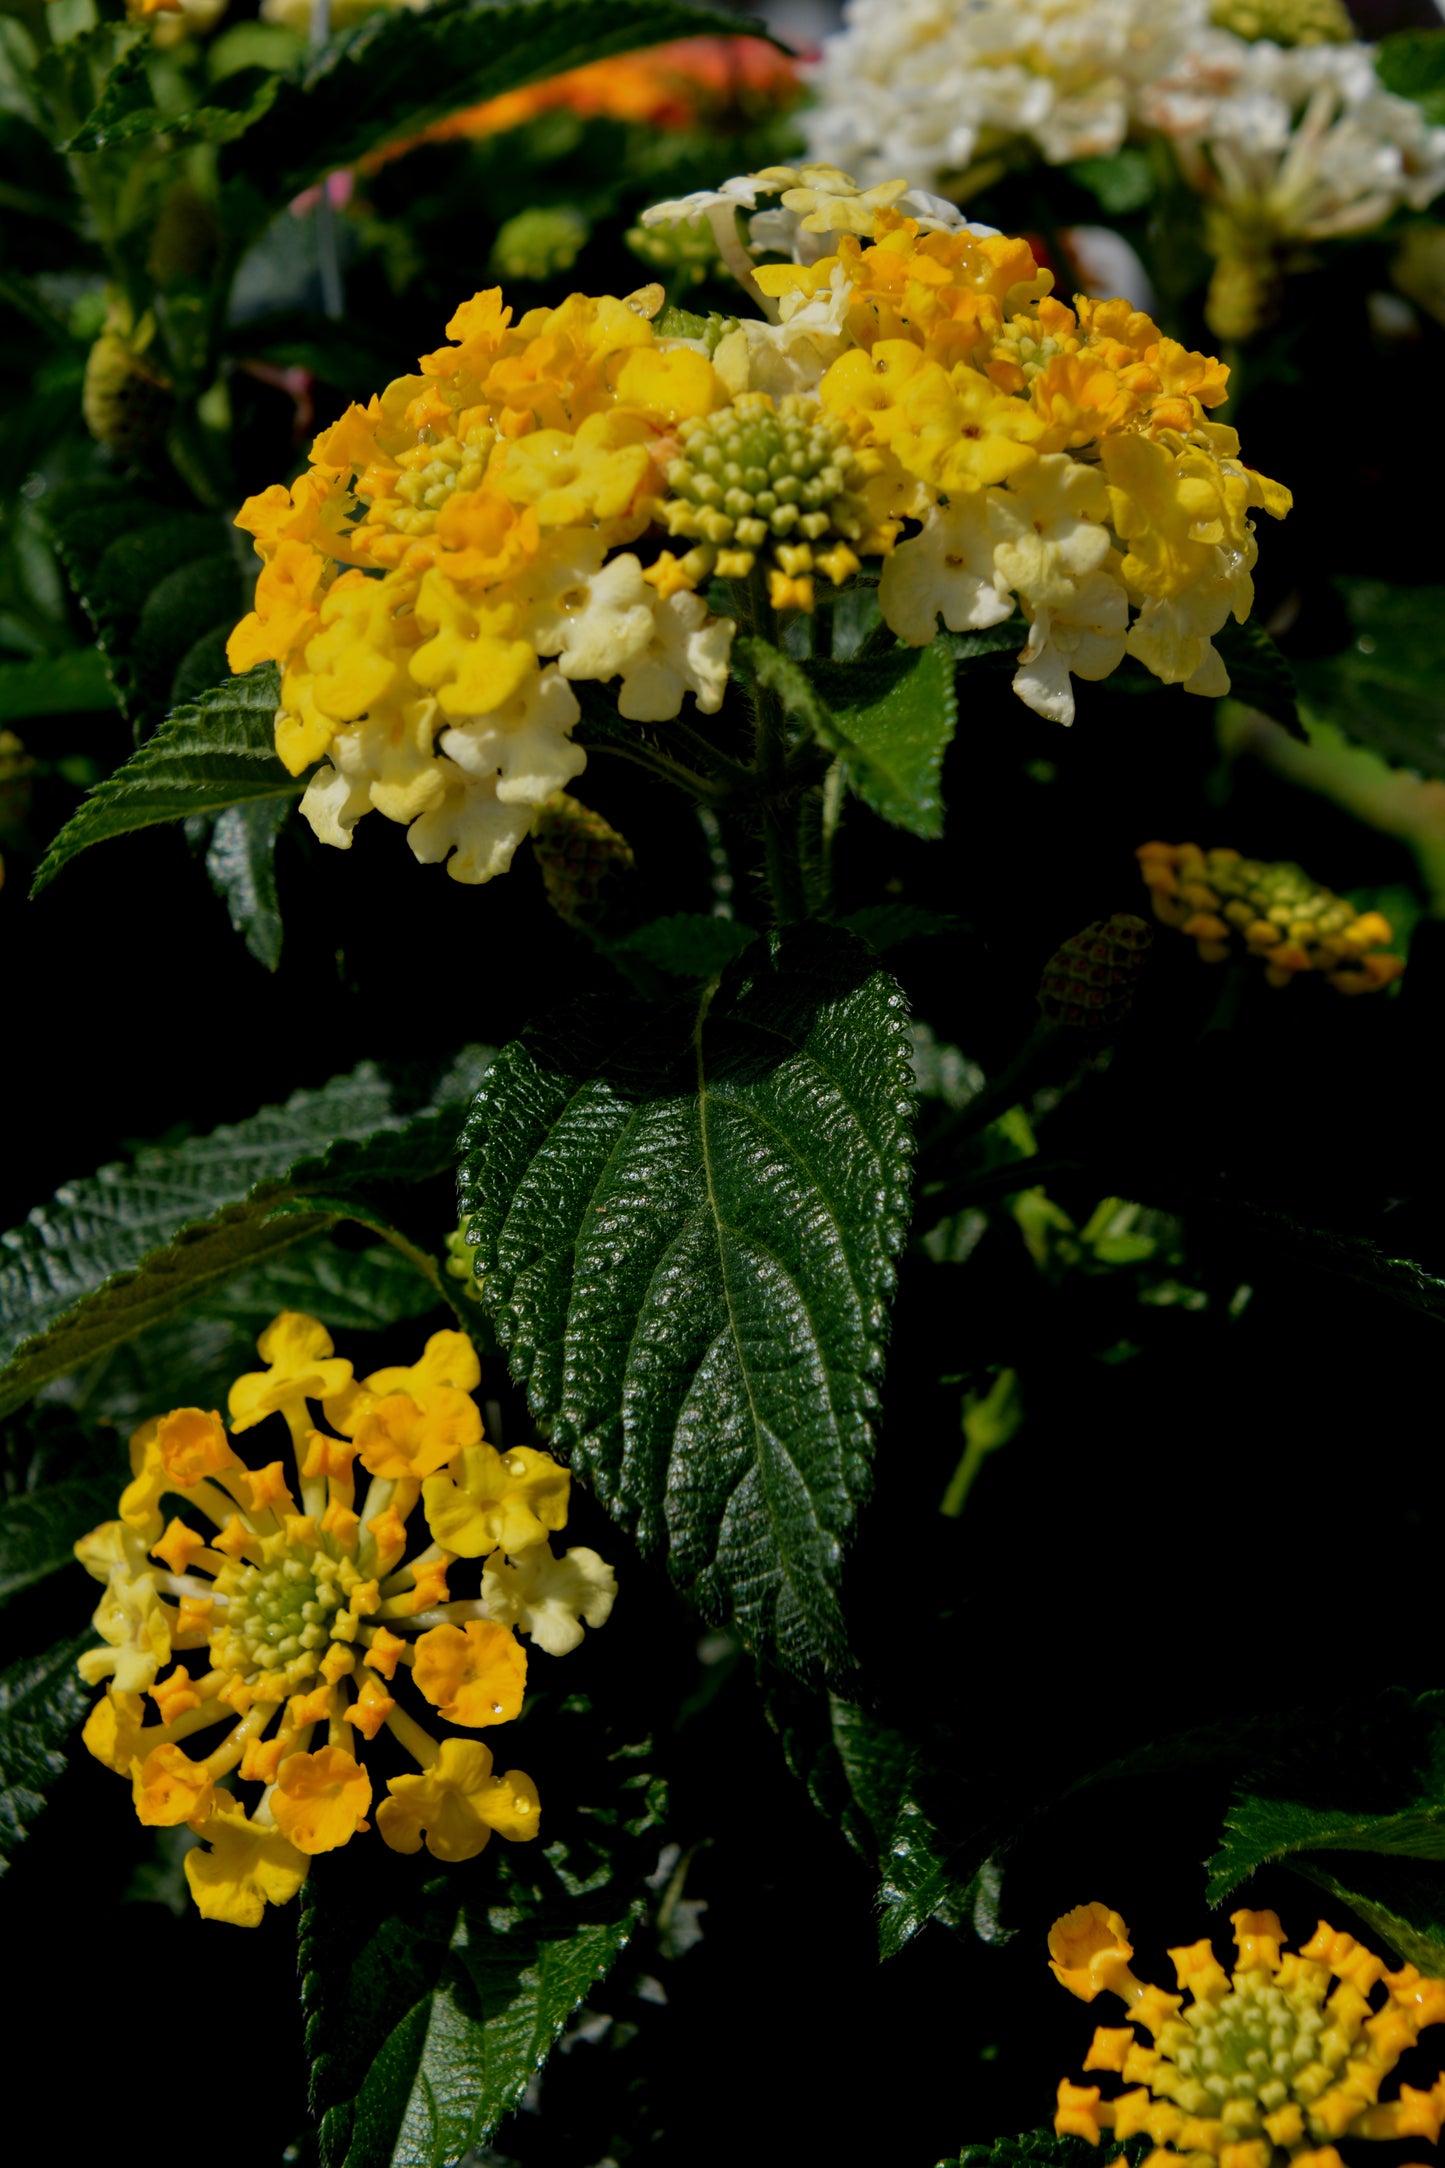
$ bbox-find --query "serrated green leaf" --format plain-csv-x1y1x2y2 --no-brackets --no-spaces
31,665,295,895
613,912,758,980
1220,1203,1445,1327
0,648,116,725
742,637,958,839
204,795,288,970
1216,616,1300,736
0,1050,491,1422
305,1702,662,2167
1290,1861,1445,1976
0,1476,118,1605
1295,580,1445,778
1208,1793,1445,1904
44,486,246,735
66,1236,446,1431
947,2132,1151,2168
459,926,914,1675
68,59,282,150
227,0,780,201
0,1632,94,1868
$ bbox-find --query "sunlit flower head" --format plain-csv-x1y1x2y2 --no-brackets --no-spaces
75,1310,615,1925
1050,1903,1445,2168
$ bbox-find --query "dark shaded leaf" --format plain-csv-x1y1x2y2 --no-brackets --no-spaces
1217,616,1301,736
613,912,758,980
204,795,289,970
230,0,777,200
0,1477,118,1605
0,1049,491,1421
31,665,295,894
459,926,914,1674
0,648,117,725
0,1633,94,1868
1291,1861,1445,1977
1376,29,1445,123
1294,579,1445,778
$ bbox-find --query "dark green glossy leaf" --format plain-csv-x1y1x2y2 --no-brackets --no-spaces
459,926,914,1674
204,795,288,971
0,1632,94,1868
748,635,959,839
59,31,150,150
0,1050,491,1422
841,902,959,952
1294,580,1445,778
0,648,116,725
31,665,294,895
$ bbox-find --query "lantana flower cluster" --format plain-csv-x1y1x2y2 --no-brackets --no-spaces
229,163,1289,884
1050,1901,1445,2168
802,0,1445,336
1138,840,1403,991
75,1311,615,1926
645,164,1291,719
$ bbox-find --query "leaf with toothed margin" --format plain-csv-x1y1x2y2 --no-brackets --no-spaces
457,925,915,1677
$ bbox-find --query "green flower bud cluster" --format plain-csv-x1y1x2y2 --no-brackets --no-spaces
83,307,174,455
1210,0,1351,45
221,1552,348,1677
660,393,876,607
490,206,589,285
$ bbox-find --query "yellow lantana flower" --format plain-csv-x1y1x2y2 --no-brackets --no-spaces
1050,1902,1445,2168
74,1310,616,1926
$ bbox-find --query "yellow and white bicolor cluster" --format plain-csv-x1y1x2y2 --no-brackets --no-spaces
229,163,1291,851
227,290,734,883
644,164,1290,723
1050,1901,1445,2168
74,1311,615,1925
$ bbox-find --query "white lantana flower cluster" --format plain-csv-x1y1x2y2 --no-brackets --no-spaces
803,0,1445,288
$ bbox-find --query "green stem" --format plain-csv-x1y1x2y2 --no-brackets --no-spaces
741,569,808,925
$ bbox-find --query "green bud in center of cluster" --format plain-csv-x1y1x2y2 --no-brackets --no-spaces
660,392,876,610
224,1552,347,1673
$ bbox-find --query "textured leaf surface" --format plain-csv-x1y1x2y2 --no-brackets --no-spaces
1216,617,1300,735
948,2133,1150,2168
1295,581,1445,778
32,666,294,894
1208,1792,1445,1902
43,483,247,736
0,1050,490,1420
60,1237,446,1432
1290,1862,1445,1977
229,0,774,199
459,927,914,1673
0,1633,94,1868
204,796,289,970
0,1476,119,1605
